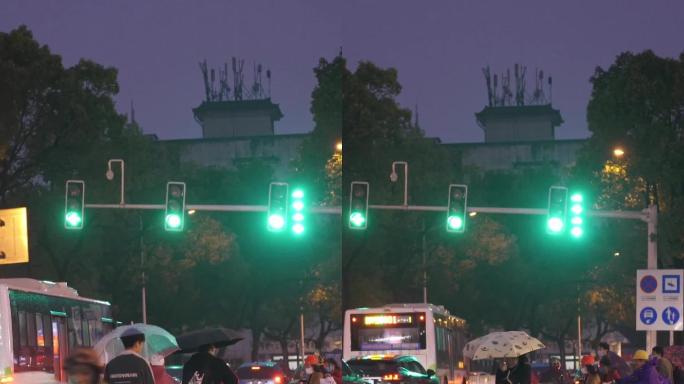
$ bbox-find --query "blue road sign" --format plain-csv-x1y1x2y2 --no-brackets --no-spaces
663,275,681,294
640,307,658,325
640,275,658,294
663,307,680,325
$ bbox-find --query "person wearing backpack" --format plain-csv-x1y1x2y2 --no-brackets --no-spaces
652,347,674,384
182,344,238,384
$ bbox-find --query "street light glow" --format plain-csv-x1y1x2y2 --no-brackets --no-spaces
613,148,625,157
336,142,342,152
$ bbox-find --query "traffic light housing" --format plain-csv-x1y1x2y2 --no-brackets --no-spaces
547,186,568,234
446,184,468,233
290,187,306,235
165,181,186,231
64,180,85,229
268,182,288,232
349,181,369,230
569,192,584,238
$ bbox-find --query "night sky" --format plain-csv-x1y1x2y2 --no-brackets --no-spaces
2,1,682,143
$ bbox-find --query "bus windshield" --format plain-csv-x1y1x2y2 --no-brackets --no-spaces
350,312,426,351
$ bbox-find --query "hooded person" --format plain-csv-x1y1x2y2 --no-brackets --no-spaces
616,350,661,384
599,343,632,379
182,344,238,384
104,327,156,384
509,355,532,384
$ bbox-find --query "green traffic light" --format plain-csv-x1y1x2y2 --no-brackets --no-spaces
292,189,304,199
293,213,304,222
268,214,285,230
292,223,305,235
570,226,583,238
350,212,366,227
571,203,583,215
447,216,463,230
165,213,182,229
292,201,304,211
571,193,583,203
571,217,583,225
547,217,564,233
65,212,82,227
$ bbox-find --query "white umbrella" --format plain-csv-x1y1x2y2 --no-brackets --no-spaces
93,323,179,364
463,331,545,360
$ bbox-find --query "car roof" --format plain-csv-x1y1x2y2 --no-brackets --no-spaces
348,355,419,363
239,361,281,368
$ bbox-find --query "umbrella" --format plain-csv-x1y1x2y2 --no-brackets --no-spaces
463,331,545,360
176,327,243,353
93,323,179,364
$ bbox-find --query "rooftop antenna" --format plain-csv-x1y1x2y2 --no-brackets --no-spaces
548,76,553,105
501,69,512,106
493,73,499,106
482,66,494,107
199,60,211,102
266,69,271,98
514,63,527,106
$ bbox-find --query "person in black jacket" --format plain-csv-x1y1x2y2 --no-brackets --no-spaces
105,328,156,384
509,355,532,384
182,344,238,384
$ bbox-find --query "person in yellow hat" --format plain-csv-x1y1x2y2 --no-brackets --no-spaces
616,350,661,384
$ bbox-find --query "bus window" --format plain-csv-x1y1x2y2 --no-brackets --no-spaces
18,311,27,347
36,313,45,347
27,312,37,347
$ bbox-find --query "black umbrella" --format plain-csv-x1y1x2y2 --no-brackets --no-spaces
176,328,243,353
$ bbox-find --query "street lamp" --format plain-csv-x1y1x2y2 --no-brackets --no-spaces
335,141,342,152
613,147,625,157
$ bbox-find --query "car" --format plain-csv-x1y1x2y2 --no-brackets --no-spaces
343,359,373,384
346,355,438,384
238,361,290,384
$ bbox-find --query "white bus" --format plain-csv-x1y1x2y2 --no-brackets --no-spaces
0,278,114,384
343,304,467,384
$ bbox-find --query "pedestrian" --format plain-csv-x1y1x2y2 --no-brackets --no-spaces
64,347,103,384
104,328,156,384
652,347,674,384
496,360,511,384
599,343,632,379
509,355,532,384
581,355,601,384
540,358,570,384
616,350,660,384
182,343,239,384
302,355,323,384
150,355,175,384
324,358,342,384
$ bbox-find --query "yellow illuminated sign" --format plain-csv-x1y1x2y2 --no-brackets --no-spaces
0,208,29,265
364,315,413,326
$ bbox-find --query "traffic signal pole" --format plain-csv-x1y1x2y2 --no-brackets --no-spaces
84,203,342,214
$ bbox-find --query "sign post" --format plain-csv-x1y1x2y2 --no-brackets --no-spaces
636,270,684,338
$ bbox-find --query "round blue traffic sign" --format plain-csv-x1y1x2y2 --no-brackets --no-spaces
640,307,658,325
663,307,680,325
640,275,658,293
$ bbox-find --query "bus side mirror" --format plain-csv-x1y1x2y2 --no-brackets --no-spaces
427,370,436,377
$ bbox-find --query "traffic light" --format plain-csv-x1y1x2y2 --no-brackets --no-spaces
569,192,584,238
164,181,186,231
290,187,305,235
349,181,369,230
268,182,288,232
547,186,568,234
446,184,468,233
64,180,85,229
